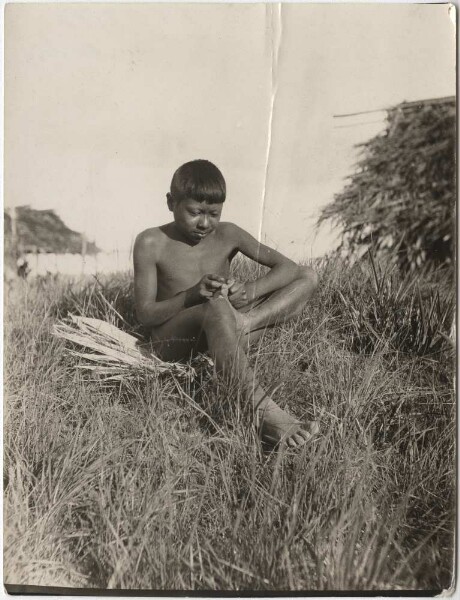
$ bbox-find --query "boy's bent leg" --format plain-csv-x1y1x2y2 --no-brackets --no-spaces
150,301,252,360
151,296,318,447
202,297,318,448
152,266,318,358
150,304,207,361
241,266,318,339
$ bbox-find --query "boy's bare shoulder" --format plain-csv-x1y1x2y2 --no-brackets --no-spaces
217,222,246,242
134,227,165,257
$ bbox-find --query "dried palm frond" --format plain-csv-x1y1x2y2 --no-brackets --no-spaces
53,315,199,381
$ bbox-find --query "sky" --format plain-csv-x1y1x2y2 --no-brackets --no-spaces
5,3,456,261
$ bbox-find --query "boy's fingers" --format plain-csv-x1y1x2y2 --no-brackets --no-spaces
203,276,223,288
208,274,226,282
208,280,223,289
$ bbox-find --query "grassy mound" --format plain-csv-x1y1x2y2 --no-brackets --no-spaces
4,258,455,591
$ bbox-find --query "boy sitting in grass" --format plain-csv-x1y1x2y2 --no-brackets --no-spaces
134,159,318,448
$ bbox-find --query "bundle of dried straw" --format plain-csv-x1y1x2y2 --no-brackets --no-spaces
53,315,198,381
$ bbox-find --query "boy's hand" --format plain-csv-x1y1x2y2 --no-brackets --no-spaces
227,279,249,309
188,274,226,304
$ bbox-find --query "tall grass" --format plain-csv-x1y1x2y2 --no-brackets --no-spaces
4,257,455,591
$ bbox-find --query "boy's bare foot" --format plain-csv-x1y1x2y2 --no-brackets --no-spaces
258,399,319,449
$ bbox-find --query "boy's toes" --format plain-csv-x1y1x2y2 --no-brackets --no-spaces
298,429,313,443
286,423,320,449
287,432,308,448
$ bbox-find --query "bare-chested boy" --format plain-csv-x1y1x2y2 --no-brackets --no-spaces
134,159,318,448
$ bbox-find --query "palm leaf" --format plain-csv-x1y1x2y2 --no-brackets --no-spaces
53,316,196,380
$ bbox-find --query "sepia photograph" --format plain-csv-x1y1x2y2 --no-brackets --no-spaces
3,2,456,594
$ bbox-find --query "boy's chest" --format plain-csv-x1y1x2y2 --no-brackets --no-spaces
156,239,232,293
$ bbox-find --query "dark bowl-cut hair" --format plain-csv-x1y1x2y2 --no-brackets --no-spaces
170,159,226,204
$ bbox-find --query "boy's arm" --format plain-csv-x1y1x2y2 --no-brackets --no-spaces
228,224,300,302
133,232,224,327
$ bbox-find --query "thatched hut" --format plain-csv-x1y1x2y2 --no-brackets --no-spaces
319,96,455,272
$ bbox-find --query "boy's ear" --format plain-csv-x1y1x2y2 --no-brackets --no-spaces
166,193,174,212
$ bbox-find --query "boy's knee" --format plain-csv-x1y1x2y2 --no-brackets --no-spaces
204,297,236,326
297,265,318,290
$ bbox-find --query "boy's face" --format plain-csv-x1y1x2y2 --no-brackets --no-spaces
167,195,223,244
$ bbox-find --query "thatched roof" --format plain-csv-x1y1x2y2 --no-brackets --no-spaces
397,95,455,110
319,95,455,271
4,205,99,255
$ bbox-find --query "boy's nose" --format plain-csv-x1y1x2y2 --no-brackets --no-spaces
198,216,209,229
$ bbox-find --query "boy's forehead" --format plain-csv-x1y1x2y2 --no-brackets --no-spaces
183,197,222,210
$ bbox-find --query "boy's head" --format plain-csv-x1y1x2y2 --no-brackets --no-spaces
169,159,226,204
167,160,226,244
